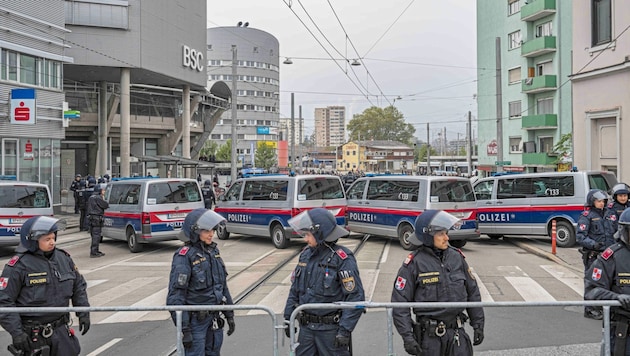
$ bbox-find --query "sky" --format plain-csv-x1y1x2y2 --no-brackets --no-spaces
207,0,478,143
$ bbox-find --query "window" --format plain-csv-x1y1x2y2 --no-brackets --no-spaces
474,180,494,200
536,22,553,37
0,49,61,89
508,31,522,49
531,176,575,197
536,61,552,75
366,180,419,202
347,180,366,199
146,181,201,204
430,180,475,203
508,0,520,15
508,67,521,84
0,186,50,208
539,136,554,154
509,101,522,118
537,98,553,114
298,178,345,200
242,180,288,201
509,137,522,153
592,0,612,46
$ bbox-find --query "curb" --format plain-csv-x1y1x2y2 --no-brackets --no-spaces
509,240,583,273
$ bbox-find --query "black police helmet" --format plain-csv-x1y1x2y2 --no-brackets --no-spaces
586,189,607,207
612,183,630,201
75,173,82,178
288,208,349,244
179,208,225,243
204,179,212,187
19,216,67,253
87,176,97,187
617,209,630,245
409,210,461,247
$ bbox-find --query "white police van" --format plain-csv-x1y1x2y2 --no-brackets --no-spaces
102,177,204,252
0,177,54,246
214,174,347,249
345,175,478,250
473,171,617,247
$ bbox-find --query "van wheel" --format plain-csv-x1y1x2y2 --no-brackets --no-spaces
217,224,230,240
398,224,415,251
450,240,467,248
127,228,143,253
272,224,289,249
487,234,503,240
554,221,575,248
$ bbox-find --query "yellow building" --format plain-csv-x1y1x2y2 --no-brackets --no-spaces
338,140,414,174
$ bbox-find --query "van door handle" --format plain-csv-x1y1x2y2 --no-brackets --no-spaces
485,201,493,205
496,201,503,204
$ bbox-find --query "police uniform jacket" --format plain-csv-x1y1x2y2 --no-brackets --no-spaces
69,180,81,192
87,193,109,216
577,207,615,250
77,187,94,210
607,201,630,233
166,242,234,327
201,186,215,209
391,246,484,341
0,249,89,337
585,242,630,315
283,243,365,335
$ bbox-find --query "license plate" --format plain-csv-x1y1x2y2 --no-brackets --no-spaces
9,218,27,224
168,213,186,219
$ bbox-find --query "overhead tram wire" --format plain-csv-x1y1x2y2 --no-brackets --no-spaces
362,0,415,58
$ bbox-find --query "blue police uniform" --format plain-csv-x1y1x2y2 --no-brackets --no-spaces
201,180,215,209
284,208,365,356
87,186,109,257
607,184,630,233
167,209,235,356
0,217,90,356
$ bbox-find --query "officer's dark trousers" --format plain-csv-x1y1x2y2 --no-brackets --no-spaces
90,224,102,255
188,313,223,356
79,209,87,231
607,327,630,355
419,327,473,356
23,323,81,356
583,250,601,314
296,326,349,356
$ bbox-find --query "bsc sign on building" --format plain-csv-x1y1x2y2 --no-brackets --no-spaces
10,88,36,125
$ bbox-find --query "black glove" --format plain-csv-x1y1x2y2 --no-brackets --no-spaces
594,242,603,250
403,339,422,355
284,320,296,338
473,327,484,345
79,315,91,335
334,334,350,348
226,317,236,336
618,294,630,309
12,333,31,352
182,327,193,349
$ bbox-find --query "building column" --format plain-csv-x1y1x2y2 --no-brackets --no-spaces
97,81,108,177
182,85,191,178
120,68,131,178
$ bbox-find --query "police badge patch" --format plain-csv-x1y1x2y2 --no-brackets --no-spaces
0,277,8,290
340,271,355,292
592,268,602,281
395,276,406,290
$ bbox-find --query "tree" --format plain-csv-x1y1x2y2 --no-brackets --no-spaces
199,140,218,161
347,106,415,144
255,143,277,169
216,139,232,162
416,144,437,163
552,132,572,165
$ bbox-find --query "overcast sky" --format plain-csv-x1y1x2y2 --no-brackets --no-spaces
208,0,478,143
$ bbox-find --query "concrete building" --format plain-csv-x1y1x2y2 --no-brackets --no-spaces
571,0,630,181
477,0,572,174
314,106,346,147
206,25,280,166
338,140,413,174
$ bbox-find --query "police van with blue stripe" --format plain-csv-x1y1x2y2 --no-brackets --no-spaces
473,171,617,247
214,174,347,249
345,175,478,250
102,177,204,252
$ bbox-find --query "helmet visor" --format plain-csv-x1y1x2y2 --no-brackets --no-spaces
288,210,318,236
28,216,66,240
592,190,607,201
423,211,462,234
195,210,226,231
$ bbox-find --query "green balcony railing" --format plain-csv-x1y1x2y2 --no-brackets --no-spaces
522,153,556,165
521,0,556,22
521,36,556,57
522,114,557,129
522,75,557,94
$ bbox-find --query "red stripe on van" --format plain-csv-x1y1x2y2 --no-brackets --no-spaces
476,205,584,213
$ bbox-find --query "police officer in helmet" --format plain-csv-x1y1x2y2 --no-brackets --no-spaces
201,179,216,209
391,210,484,356
607,183,630,233
0,216,90,356
166,209,235,355
586,208,630,355
283,208,365,356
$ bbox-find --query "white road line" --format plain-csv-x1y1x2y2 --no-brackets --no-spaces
471,269,494,302
505,276,555,302
112,262,171,267
247,285,291,315
86,338,123,355
540,264,584,296
89,277,161,306
86,279,107,289
98,288,169,324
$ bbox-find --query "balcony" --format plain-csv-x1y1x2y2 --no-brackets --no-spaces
522,152,556,165
522,114,557,130
521,0,556,22
521,36,556,57
522,75,557,94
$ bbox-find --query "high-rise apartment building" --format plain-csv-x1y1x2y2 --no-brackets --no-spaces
314,106,346,147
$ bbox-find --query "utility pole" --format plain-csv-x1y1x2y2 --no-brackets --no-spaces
230,45,238,184
290,93,295,173
426,122,431,175
495,37,504,173
467,111,473,176
299,105,303,174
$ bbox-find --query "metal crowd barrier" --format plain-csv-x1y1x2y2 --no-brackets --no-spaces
0,300,623,355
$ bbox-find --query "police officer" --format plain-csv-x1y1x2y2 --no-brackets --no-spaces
166,208,235,355
283,208,365,356
77,177,95,231
0,216,90,356
201,179,215,209
585,208,630,355
577,189,615,320
69,174,82,214
607,183,630,233
87,184,109,258
391,210,484,356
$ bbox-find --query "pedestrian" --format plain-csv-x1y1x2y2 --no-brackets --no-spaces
201,180,215,209
391,210,484,356
585,208,630,355
87,184,109,258
607,183,630,233
166,208,235,355
0,216,90,356
283,208,365,356
577,189,615,320
69,174,82,213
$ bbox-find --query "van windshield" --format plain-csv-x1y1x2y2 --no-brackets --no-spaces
148,181,202,204
0,186,50,208
298,178,345,200
430,181,475,203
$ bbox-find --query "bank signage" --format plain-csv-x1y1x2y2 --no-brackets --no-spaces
182,45,204,72
10,88,36,125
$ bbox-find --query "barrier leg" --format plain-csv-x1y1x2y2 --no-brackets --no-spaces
387,308,395,356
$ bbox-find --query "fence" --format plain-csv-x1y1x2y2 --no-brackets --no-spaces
0,300,623,355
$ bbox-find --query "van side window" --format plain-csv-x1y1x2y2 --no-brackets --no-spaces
431,181,475,202
169,181,202,203
0,186,50,208
243,180,288,201
347,181,366,199
589,174,611,192
108,184,134,205
366,180,418,201
225,181,243,201
474,180,494,200
533,176,574,197
298,178,344,200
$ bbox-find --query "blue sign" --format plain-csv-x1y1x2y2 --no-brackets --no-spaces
257,126,270,135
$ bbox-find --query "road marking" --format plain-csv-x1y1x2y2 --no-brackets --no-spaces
113,262,171,267
246,285,291,315
90,277,161,306
98,288,169,324
540,264,584,296
471,269,494,302
86,279,107,288
505,276,555,302
86,338,123,355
